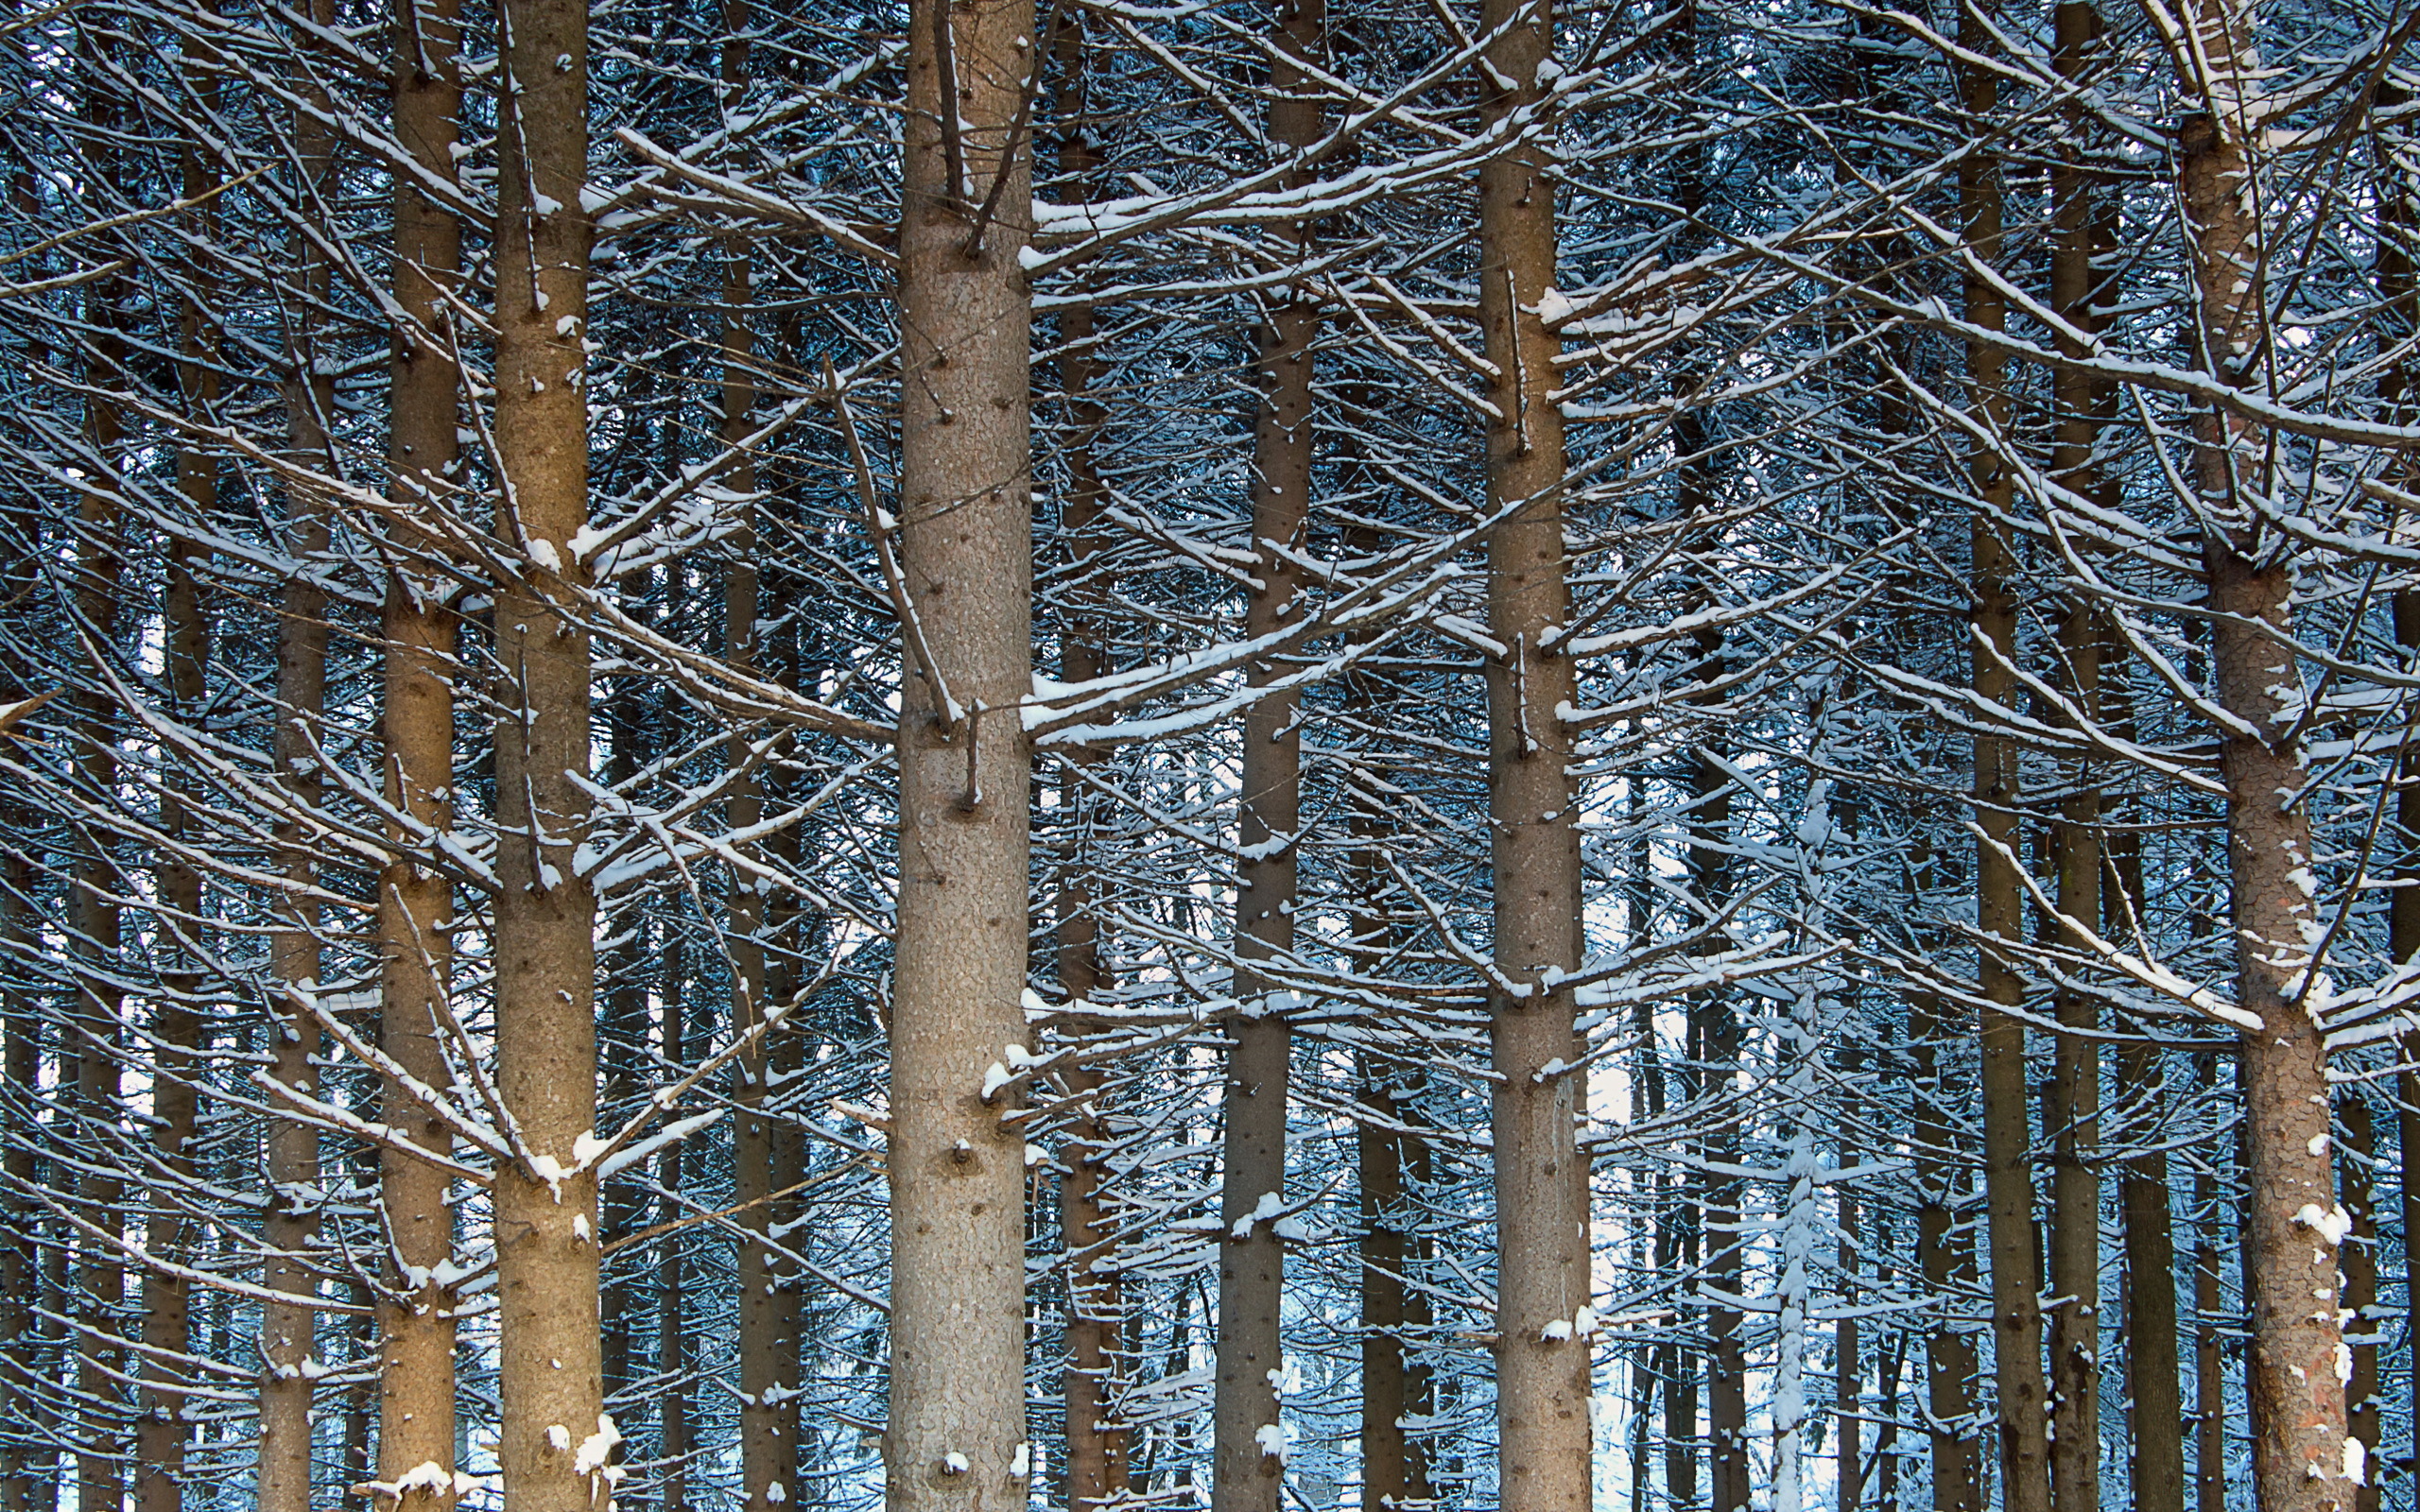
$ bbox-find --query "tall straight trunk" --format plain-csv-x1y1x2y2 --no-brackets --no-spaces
657,954,691,1512
0,809,35,1512
1836,1184,1859,1512
2376,83,2420,1498
1213,6,1321,1506
376,0,465,1499
1050,19,1127,1503
73,55,130,1512
886,0,1034,1503
2191,1059,2224,1512
2108,702,2182,1512
1345,681,1429,1512
720,95,792,1512
1959,8,2049,1506
489,0,605,1497
2167,9,2352,1506
2336,1096,2378,1512
1474,6,1591,1512
2043,10,2103,1503
139,108,222,1512
259,3,342,1499
1907,846,1981,1512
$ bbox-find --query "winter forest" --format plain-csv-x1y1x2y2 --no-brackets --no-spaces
2,0,2414,1510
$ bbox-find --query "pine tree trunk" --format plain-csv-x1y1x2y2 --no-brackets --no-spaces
1836,1184,1859,1512
886,0,1034,1505
1213,5,1321,1504
2043,11,2103,1500
1906,841,1980,1512
376,0,465,1498
2111,813,2182,1512
0,820,35,1512
2377,83,2420,1502
2335,1095,2377,1512
1049,26,1127,1494
489,0,606,1495
1474,4,1590,1509
138,115,220,1512
74,62,130,1512
2169,10,2353,1499
658,965,691,1512
259,1,342,1496
1960,7,2050,1503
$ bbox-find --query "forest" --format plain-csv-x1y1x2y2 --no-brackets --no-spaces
0,0,2410,1510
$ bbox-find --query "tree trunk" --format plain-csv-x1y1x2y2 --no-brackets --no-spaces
259,0,342,1496
375,0,465,1499
1213,4,1321,1505
2044,10,2104,1503
2191,1062,2225,1512
73,56,130,1512
2336,1095,2378,1512
2168,10,2353,1500
886,0,1034,1506
489,0,606,1497
1474,5,1591,1510
138,107,222,1512
1907,840,1981,1512
659,960,691,1512
1837,1183,1859,1512
1049,20,1127,1500
1960,6,2050,1503
2110,751,2182,1512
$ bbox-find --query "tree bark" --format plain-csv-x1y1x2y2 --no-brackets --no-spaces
489,0,606,1497
258,0,342,1497
1213,5,1321,1506
886,0,1034,1507
374,0,466,1500
1049,19,1127,1502
1960,7,2050,1504
1906,841,1980,1512
1474,5,1591,1511
2158,10,2353,1494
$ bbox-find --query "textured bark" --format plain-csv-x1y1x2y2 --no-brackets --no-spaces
2110,779,2182,1512
2191,1064,2224,1512
1906,842,1980,1512
1960,9,2049,1505
2377,88,2420,1501
1213,7,1321,1506
658,968,691,1512
1474,4,1591,1509
257,2,341,1498
73,60,130,1512
374,0,465,1500
2167,7,2352,1495
1836,1183,1860,1512
0,817,35,1512
2335,1095,2378,1512
1050,23,1127,1501
489,0,606,1498
885,0,1034,1505
138,107,220,1512
2043,10,2103,1505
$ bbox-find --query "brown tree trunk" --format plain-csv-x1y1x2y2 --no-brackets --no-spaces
138,107,222,1512
1213,5,1321,1506
1837,1185,1860,1512
2043,10,2104,1503
1049,21,1127,1500
489,0,606,1496
1960,6,2050,1503
1475,6,1591,1511
658,962,691,1512
258,1,342,1498
1907,841,1981,1512
886,0,1034,1504
0,821,36,1512
2110,772,2182,1512
375,0,465,1500
2336,1095,2377,1512
2165,6,2352,1498
2377,84,2420,1503
2191,1066,2225,1512
73,56,130,1512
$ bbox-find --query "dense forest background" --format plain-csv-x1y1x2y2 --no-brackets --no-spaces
1,1,2411,1512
